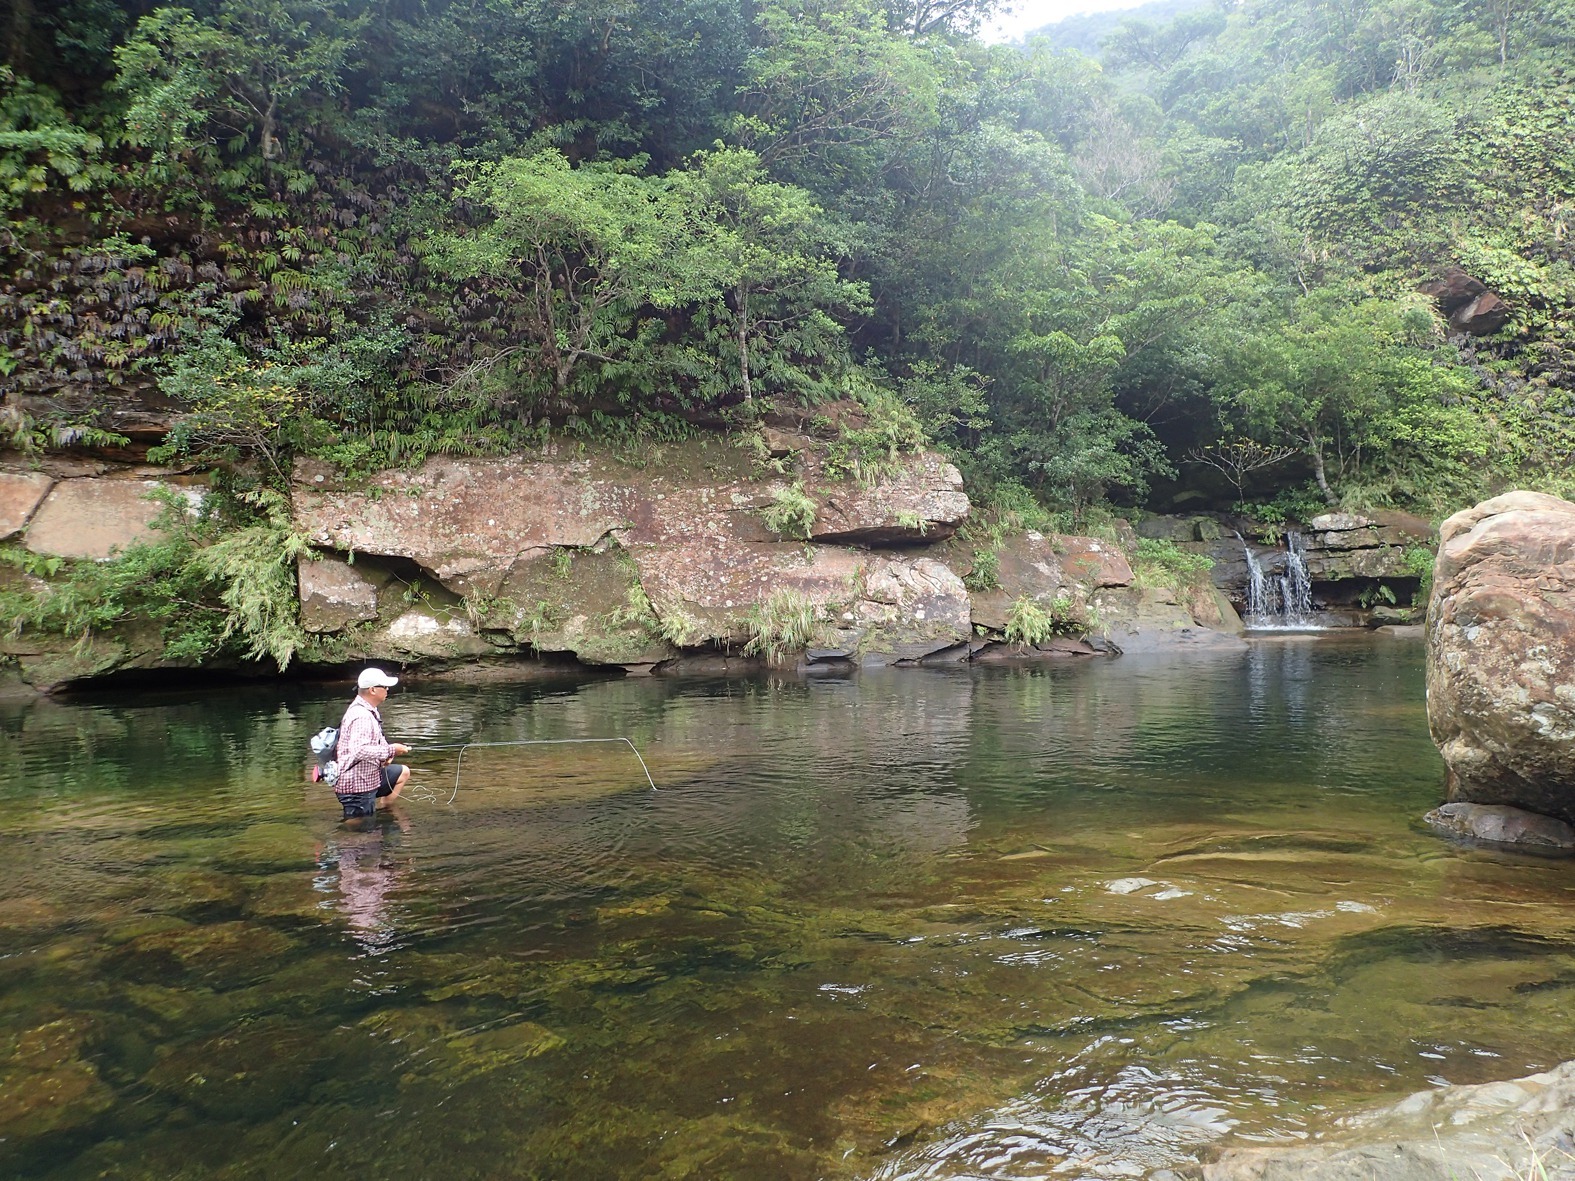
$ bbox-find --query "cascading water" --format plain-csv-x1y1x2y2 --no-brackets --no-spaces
1240,531,1319,629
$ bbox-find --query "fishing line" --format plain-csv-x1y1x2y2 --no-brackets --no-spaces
402,738,659,805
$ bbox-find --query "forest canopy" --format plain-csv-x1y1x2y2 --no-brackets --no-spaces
2,0,1573,523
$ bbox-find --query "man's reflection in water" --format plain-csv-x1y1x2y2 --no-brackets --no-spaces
316,805,411,957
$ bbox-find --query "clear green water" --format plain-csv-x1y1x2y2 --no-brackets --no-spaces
6,633,1575,1180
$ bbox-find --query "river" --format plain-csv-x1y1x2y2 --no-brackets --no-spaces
5,632,1575,1179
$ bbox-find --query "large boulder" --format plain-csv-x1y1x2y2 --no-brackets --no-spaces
1417,267,1512,336
804,452,969,545
1426,491,1575,821
293,454,629,600
1418,265,1488,313
964,531,1132,633
297,555,379,633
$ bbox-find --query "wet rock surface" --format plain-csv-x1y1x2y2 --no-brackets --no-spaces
0,470,53,540
1426,490,1575,822
1137,510,1432,624
1424,801,1575,849
1178,1061,1575,1181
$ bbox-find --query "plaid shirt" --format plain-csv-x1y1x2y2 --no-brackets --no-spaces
334,695,394,796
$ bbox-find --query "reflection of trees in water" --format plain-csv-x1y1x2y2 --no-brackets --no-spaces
1,643,1441,924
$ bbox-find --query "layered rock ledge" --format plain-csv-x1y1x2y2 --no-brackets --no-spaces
1137,509,1433,624
2,439,1248,690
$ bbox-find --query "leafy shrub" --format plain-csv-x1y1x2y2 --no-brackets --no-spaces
963,546,1001,591
657,608,705,648
1402,544,1437,604
761,482,818,540
0,488,309,669
821,386,927,486
1004,592,1091,645
186,490,312,666
0,69,110,212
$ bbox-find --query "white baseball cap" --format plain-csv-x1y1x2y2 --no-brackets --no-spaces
357,667,399,690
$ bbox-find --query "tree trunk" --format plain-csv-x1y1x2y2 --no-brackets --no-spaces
260,94,279,161
736,286,752,403
1309,437,1336,505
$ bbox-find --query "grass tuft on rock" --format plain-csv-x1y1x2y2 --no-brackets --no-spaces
744,589,821,662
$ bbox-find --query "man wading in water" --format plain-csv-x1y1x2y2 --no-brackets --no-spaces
334,668,412,822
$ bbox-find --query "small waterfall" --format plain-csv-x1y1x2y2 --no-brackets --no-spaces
1240,532,1319,629
1281,532,1313,624
1242,542,1271,620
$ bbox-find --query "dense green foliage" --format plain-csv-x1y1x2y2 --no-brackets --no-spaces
3,0,1574,520
0,488,311,666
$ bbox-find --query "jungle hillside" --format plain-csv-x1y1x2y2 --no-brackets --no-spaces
3,0,1574,529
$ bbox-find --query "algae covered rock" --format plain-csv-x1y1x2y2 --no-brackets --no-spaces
141,1018,345,1120
0,1015,116,1141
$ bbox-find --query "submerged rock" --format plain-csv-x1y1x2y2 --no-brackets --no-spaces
141,1018,346,1121
1426,490,1575,822
1181,1059,1575,1180
1423,802,1575,850
0,1015,115,1141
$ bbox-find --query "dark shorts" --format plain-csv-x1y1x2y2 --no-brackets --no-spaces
338,765,407,818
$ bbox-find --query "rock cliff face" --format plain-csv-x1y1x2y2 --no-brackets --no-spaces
1,440,1245,689
0,457,202,558
1426,490,1575,821
291,441,979,670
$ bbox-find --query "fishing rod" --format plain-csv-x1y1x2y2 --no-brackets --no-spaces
408,738,659,805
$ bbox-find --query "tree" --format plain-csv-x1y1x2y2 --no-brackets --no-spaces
113,0,362,163
1101,9,1227,71
673,147,869,403
734,0,938,189
1187,436,1298,509
1210,286,1477,506
882,0,1001,37
427,149,697,409
0,67,107,210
